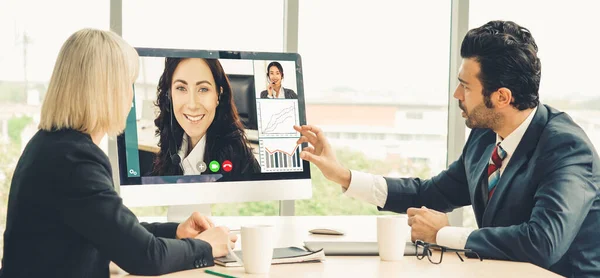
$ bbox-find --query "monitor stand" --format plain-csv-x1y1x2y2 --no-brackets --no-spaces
166,204,212,223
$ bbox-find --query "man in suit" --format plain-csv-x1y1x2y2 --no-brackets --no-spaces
294,20,600,277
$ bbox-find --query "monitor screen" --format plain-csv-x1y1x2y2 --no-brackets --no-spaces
117,48,310,187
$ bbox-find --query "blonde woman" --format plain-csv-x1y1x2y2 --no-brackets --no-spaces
0,29,235,277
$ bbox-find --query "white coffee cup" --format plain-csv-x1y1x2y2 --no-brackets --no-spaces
377,215,409,261
227,225,275,274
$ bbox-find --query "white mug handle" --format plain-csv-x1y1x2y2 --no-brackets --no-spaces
227,231,243,267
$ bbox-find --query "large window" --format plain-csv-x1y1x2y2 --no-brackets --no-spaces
296,1,452,215
122,0,285,217
123,0,284,52
462,0,600,229
0,0,109,259
3,0,593,237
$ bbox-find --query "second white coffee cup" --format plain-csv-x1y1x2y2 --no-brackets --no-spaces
377,215,410,261
227,225,275,274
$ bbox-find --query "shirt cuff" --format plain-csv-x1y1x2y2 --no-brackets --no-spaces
436,226,475,249
343,170,388,208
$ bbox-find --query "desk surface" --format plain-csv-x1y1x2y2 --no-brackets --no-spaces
112,216,560,277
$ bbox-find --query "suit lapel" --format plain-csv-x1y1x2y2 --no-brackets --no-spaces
473,144,495,188
482,105,549,226
472,143,495,225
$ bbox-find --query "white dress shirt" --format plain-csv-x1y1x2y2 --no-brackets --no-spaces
178,134,207,175
344,106,538,249
267,86,286,99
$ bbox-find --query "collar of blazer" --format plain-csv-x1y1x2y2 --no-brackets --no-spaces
482,104,548,226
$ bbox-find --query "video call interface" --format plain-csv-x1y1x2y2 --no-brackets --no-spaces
118,52,309,185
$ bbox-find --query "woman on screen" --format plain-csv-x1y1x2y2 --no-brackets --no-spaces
152,57,260,177
260,61,298,99
0,29,235,277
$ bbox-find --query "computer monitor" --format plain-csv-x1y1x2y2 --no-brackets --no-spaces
109,48,312,219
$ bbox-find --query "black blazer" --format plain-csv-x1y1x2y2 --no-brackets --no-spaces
260,88,298,99
380,104,600,277
0,129,214,277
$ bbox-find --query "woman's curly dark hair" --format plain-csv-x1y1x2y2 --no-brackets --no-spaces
151,58,260,177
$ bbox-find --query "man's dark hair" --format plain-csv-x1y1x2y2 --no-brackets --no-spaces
461,20,541,110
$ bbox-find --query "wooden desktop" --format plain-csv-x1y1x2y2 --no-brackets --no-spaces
111,216,560,277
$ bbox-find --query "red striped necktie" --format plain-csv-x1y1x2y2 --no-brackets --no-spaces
487,143,507,200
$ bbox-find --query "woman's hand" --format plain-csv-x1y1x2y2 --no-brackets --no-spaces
196,226,238,258
267,82,274,97
176,212,214,239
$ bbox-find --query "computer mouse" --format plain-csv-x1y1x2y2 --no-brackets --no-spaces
309,228,345,236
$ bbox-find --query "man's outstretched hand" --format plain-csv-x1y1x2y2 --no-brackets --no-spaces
294,125,351,189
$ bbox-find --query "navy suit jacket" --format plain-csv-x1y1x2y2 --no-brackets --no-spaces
381,104,600,277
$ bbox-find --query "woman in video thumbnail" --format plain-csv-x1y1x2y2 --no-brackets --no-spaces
152,57,260,177
260,61,298,99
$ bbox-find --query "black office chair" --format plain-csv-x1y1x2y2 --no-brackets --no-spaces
228,74,258,130
138,149,156,176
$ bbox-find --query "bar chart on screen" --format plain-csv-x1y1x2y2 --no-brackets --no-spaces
259,138,303,172
257,99,300,138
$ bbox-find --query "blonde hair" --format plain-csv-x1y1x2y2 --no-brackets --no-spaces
39,28,139,137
